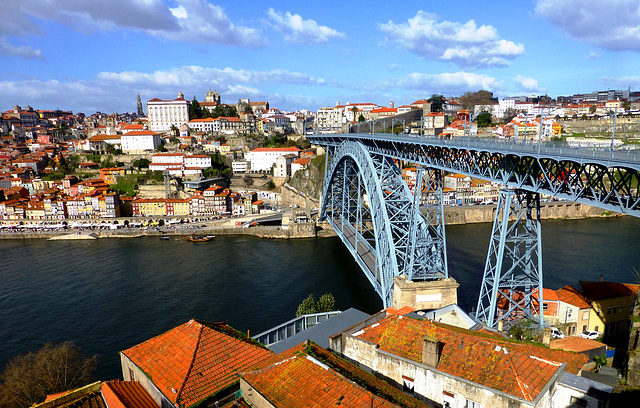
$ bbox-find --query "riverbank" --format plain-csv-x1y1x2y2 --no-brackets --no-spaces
0,201,622,241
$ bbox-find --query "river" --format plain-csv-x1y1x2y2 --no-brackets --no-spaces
1,217,639,380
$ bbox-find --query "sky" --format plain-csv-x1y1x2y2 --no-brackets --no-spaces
1,0,640,115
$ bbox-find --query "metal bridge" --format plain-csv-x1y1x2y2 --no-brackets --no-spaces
308,132,640,328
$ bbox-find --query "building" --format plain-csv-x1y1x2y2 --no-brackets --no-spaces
330,309,611,408
120,319,273,408
121,130,162,153
274,154,297,178
580,280,639,337
245,147,300,172
147,91,190,132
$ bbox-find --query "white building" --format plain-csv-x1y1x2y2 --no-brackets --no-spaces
245,147,300,172
274,154,298,178
232,160,251,173
149,153,211,176
147,92,191,132
121,130,162,153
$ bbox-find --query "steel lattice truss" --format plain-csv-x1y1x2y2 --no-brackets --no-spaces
475,189,543,328
309,133,640,217
321,141,448,307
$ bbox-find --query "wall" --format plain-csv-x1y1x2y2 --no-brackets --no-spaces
392,275,459,310
340,334,535,408
443,202,621,225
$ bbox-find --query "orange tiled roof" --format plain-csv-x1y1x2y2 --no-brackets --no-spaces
580,281,639,301
242,351,400,408
122,319,273,408
550,337,605,354
356,315,587,401
102,380,157,408
556,285,591,309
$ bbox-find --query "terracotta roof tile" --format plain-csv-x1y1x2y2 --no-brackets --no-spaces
556,285,591,309
580,281,639,301
243,353,400,408
101,380,157,408
122,319,273,408
356,315,588,401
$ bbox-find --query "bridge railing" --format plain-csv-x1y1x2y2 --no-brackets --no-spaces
252,310,342,346
311,133,640,166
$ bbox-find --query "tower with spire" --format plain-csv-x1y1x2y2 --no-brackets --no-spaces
136,94,144,116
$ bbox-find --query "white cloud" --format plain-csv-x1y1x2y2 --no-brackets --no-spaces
377,11,524,68
536,0,640,52
586,51,599,60
266,8,345,43
0,65,328,113
0,39,43,59
515,75,539,91
4,0,262,53
369,71,502,94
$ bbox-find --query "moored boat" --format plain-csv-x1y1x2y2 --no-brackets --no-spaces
186,234,214,242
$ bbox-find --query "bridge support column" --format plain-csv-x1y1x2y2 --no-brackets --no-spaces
474,188,543,329
418,168,448,279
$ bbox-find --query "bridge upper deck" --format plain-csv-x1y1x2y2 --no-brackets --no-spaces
309,133,640,217
308,133,640,171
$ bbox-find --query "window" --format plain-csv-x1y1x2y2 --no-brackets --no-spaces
129,368,135,381
466,400,482,408
595,325,599,332
402,376,414,396
607,307,612,314
583,311,589,320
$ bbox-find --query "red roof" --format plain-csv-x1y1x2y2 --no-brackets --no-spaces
242,347,400,408
102,380,157,408
250,147,300,153
122,319,273,408
580,281,639,301
356,315,587,401
556,285,591,309
124,130,159,136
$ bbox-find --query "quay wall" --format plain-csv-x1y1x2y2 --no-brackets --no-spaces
443,202,621,225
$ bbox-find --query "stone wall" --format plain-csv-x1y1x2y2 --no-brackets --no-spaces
443,202,621,225
392,276,459,310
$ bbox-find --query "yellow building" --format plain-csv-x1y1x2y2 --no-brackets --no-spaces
580,280,638,337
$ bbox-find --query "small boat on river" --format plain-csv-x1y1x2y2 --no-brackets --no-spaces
186,234,214,242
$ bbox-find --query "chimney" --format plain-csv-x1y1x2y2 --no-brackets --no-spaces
422,335,442,368
600,274,604,282
543,328,551,346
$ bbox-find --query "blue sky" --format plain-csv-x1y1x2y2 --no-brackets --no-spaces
1,0,640,114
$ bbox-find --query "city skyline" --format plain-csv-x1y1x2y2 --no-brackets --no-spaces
2,0,640,114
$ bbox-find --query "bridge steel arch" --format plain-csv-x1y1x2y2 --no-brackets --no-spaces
321,140,448,307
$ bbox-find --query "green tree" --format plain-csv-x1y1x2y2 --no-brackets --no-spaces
503,108,518,123
157,144,167,152
476,111,492,127
133,158,151,170
358,114,365,122
266,180,276,190
317,293,336,313
296,294,318,317
0,342,98,408
189,97,203,119
593,354,607,373
428,94,446,112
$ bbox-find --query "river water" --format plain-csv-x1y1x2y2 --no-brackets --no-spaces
1,217,639,380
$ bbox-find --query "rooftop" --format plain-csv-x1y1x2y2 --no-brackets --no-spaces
121,319,273,408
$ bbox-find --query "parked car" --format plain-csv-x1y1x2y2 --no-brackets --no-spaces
579,330,600,340
550,327,565,339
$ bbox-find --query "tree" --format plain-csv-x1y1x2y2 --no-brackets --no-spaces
296,294,317,317
0,342,98,408
317,293,336,313
133,158,151,171
593,354,607,373
243,175,254,187
266,180,276,190
503,108,518,123
428,94,446,112
358,114,365,122
476,111,492,127
189,97,203,120
459,90,495,111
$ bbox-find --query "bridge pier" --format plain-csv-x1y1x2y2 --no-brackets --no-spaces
392,275,459,310
474,188,544,329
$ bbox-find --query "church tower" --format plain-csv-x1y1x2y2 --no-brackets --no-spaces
178,90,184,99
136,94,144,116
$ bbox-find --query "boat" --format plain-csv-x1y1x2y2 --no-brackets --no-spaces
186,234,214,242
160,236,170,240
